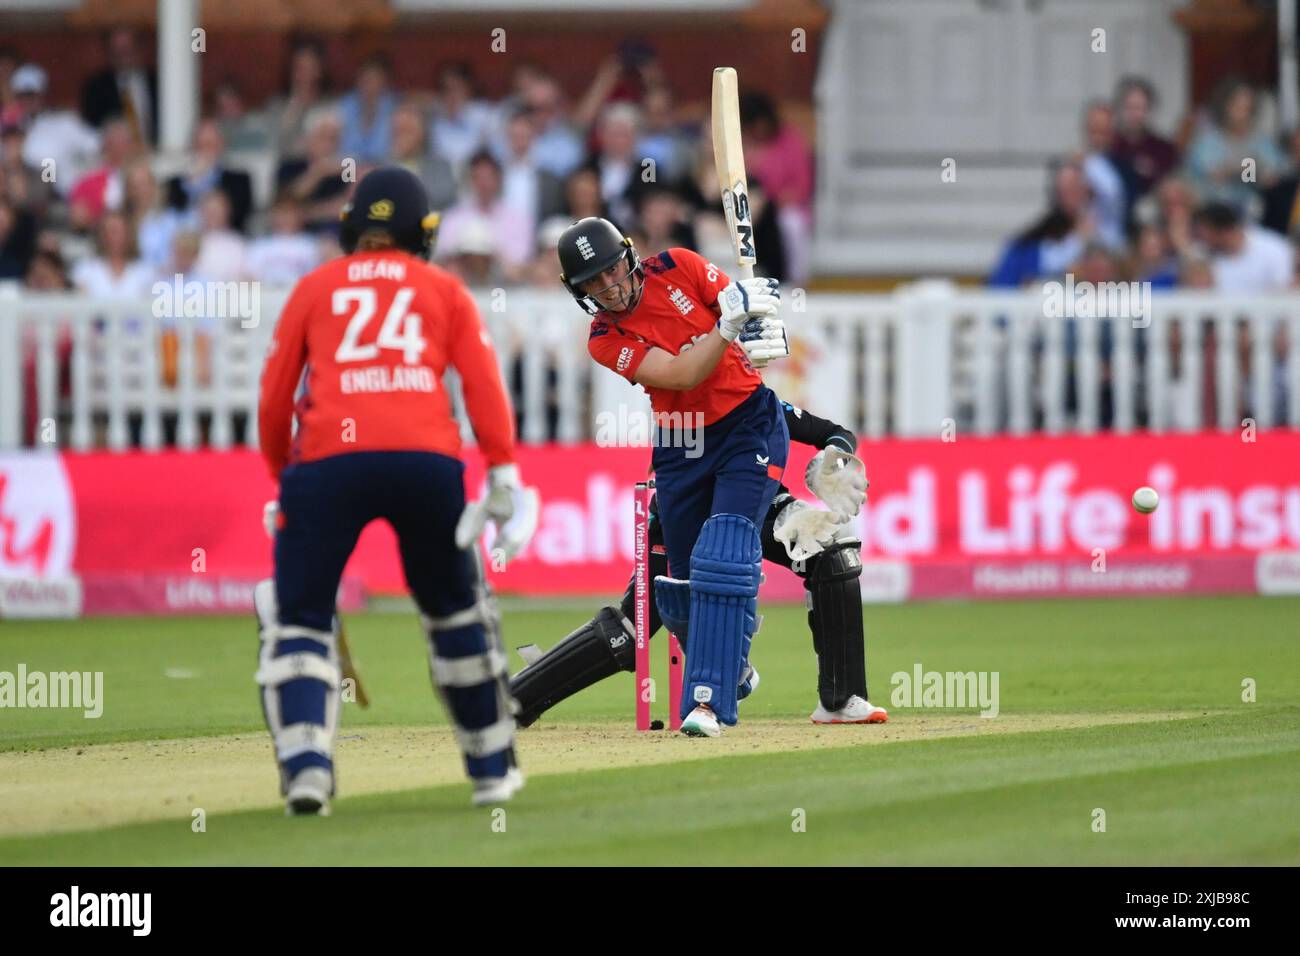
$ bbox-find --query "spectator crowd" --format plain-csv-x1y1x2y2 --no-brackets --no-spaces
989,74,1298,430
1,29,1294,442
0,29,815,301
991,75,1300,295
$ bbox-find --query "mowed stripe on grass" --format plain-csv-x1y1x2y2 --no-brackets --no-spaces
0,709,1225,842
0,709,1294,865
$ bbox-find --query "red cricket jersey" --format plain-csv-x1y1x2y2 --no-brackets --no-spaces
586,247,761,425
258,250,515,480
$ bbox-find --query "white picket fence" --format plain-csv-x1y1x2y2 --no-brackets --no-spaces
2,284,1298,451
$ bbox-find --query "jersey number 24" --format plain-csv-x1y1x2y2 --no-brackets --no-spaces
332,287,427,365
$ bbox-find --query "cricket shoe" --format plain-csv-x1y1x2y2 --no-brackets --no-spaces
285,767,333,816
811,695,889,725
680,705,722,738
472,767,525,807
737,663,760,701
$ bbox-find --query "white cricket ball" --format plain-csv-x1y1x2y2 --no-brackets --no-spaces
1132,486,1159,514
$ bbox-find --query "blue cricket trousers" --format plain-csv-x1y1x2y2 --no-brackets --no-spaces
651,386,790,578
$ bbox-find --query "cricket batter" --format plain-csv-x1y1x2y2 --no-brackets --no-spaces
257,166,536,813
510,401,890,727
558,216,788,737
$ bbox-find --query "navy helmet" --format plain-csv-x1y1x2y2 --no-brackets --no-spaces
340,165,441,259
557,216,644,315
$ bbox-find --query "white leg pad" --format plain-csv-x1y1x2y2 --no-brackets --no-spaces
254,578,342,790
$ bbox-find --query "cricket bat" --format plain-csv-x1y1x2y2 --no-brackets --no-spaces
713,66,782,366
711,66,756,282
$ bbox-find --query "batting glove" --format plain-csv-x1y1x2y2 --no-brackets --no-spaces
717,276,780,342
739,314,789,366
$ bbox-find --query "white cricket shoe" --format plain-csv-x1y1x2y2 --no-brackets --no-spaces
680,705,722,738
472,767,525,807
811,695,889,725
285,767,333,816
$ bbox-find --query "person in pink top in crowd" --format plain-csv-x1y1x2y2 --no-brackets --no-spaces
740,91,814,283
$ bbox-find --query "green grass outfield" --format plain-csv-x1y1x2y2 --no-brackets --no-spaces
0,595,1297,865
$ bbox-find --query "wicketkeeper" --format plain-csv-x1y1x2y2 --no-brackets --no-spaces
256,166,538,815
511,401,888,726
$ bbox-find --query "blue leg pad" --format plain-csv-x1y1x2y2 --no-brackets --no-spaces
654,576,691,642
684,514,761,726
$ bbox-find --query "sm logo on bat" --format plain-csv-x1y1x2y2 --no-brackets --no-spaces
722,183,756,261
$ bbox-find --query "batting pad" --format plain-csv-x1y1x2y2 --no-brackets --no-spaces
685,514,762,725
654,576,691,640
254,579,341,794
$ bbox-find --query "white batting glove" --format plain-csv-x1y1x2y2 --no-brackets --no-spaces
263,500,279,538
773,499,851,563
739,315,789,367
717,277,780,342
806,447,869,520
456,464,540,565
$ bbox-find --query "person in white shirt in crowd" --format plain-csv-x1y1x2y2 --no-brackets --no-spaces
13,63,100,197
496,108,564,245
124,157,196,271
389,100,456,211
1194,201,1294,292
590,102,643,228
70,208,152,298
443,215,503,288
429,62,494,174
245,193,319,286
1079,101,1129,251
193,189,246,283
436,149,532,283
1190,205,1293,423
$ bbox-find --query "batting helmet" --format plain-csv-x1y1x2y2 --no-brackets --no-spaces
340,165,441,260
557,216,643,315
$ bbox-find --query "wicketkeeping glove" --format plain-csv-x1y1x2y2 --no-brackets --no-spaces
773,498,852,563
805,447,869,520
717,276,780,342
